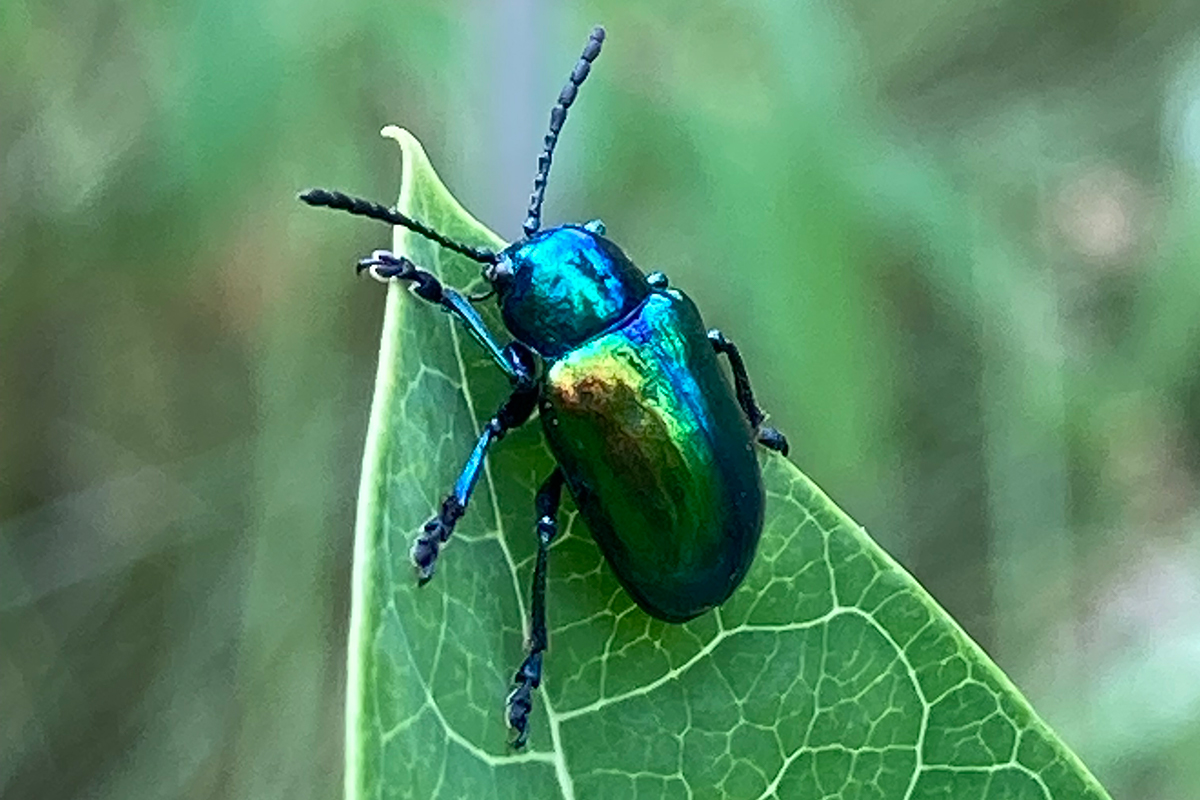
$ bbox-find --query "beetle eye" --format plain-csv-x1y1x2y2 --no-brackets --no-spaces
486,259,514,286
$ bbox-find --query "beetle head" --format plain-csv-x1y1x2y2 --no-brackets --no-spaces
488,225,649,357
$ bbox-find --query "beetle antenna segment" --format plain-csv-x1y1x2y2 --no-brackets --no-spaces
522,26,606,239
299,188,498,264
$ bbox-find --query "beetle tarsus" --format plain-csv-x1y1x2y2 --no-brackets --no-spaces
411,495,465,583
356,249,405,278
506,651,542,748
357,250,446,302
757,426,789,456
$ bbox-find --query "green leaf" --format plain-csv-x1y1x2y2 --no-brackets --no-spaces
346,128,1112,800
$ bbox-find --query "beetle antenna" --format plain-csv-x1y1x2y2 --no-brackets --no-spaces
522,26,605,239
299,188,498,264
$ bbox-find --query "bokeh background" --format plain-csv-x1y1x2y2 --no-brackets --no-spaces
4,0,1200,797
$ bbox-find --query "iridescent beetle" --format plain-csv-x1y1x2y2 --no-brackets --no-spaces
301,27,787,747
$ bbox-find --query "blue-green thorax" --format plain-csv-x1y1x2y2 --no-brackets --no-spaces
491,225,650,357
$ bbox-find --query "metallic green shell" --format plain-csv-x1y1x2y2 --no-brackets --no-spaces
539,289,764,622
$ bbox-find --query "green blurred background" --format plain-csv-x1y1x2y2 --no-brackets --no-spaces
3,0,1200,797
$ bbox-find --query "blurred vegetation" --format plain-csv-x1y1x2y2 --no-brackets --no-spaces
2,0,1199,798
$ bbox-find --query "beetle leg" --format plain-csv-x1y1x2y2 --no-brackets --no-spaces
357,250,528,384
708,329,789,456
410,382,539,583
506,468,565,749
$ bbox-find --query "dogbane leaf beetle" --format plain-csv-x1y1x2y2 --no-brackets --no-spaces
300,25,788,748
